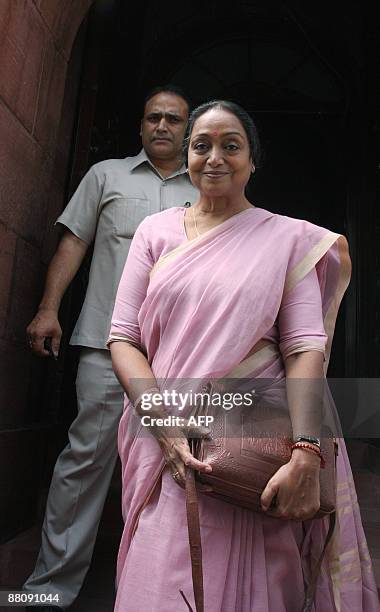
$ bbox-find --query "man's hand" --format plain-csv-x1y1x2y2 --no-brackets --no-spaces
27,308,62,357
25,230,88,358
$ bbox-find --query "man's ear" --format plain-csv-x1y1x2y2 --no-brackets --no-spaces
251,162,256,174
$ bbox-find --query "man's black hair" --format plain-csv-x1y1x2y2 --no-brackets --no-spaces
144,84,192,113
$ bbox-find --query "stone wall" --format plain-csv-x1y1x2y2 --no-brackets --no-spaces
0,0,93,541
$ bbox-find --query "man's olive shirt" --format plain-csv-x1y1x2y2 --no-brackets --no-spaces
57,149,198,349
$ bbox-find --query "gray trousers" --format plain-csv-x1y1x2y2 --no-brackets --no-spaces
23,348,123,608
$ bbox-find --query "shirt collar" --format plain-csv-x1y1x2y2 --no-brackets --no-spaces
130,149,188,179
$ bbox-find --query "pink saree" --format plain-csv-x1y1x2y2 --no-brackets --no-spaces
109,207,379,611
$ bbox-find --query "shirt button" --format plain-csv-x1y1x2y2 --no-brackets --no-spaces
162,181,166,186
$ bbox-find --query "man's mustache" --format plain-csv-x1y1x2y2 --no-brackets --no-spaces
151,136,173,142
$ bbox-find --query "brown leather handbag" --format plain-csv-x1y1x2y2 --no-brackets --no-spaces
193,406,337,516
181,400,338,612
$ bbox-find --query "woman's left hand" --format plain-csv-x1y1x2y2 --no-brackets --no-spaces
260,448,321,520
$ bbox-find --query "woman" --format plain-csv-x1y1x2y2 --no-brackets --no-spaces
108,101,379,611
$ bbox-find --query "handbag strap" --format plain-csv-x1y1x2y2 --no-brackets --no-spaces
302,511,336,612
181,469,204,612
184,469,336,612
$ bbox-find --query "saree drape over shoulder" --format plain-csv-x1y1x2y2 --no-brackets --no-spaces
109,207,379,611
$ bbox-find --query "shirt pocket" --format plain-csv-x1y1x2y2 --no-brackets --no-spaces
112,197,152,238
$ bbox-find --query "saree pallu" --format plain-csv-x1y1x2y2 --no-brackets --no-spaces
110,207,379,611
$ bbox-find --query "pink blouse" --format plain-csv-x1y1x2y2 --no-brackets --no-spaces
108,207,327,360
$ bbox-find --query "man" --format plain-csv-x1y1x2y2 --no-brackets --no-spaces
24,85,198,610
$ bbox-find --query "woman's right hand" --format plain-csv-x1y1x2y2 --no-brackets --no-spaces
134,388,213,488
155,424,212,489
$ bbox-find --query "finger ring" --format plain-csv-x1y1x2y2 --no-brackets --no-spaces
171,471,180,480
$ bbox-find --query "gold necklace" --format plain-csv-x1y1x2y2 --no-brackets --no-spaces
191,205,201,237
190,205,253,238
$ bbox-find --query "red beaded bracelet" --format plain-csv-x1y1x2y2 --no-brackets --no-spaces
291,442,326,468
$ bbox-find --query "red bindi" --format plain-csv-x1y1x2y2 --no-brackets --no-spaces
211,131,219,136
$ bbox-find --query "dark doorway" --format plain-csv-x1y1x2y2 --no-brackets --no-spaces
66,0,359,396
